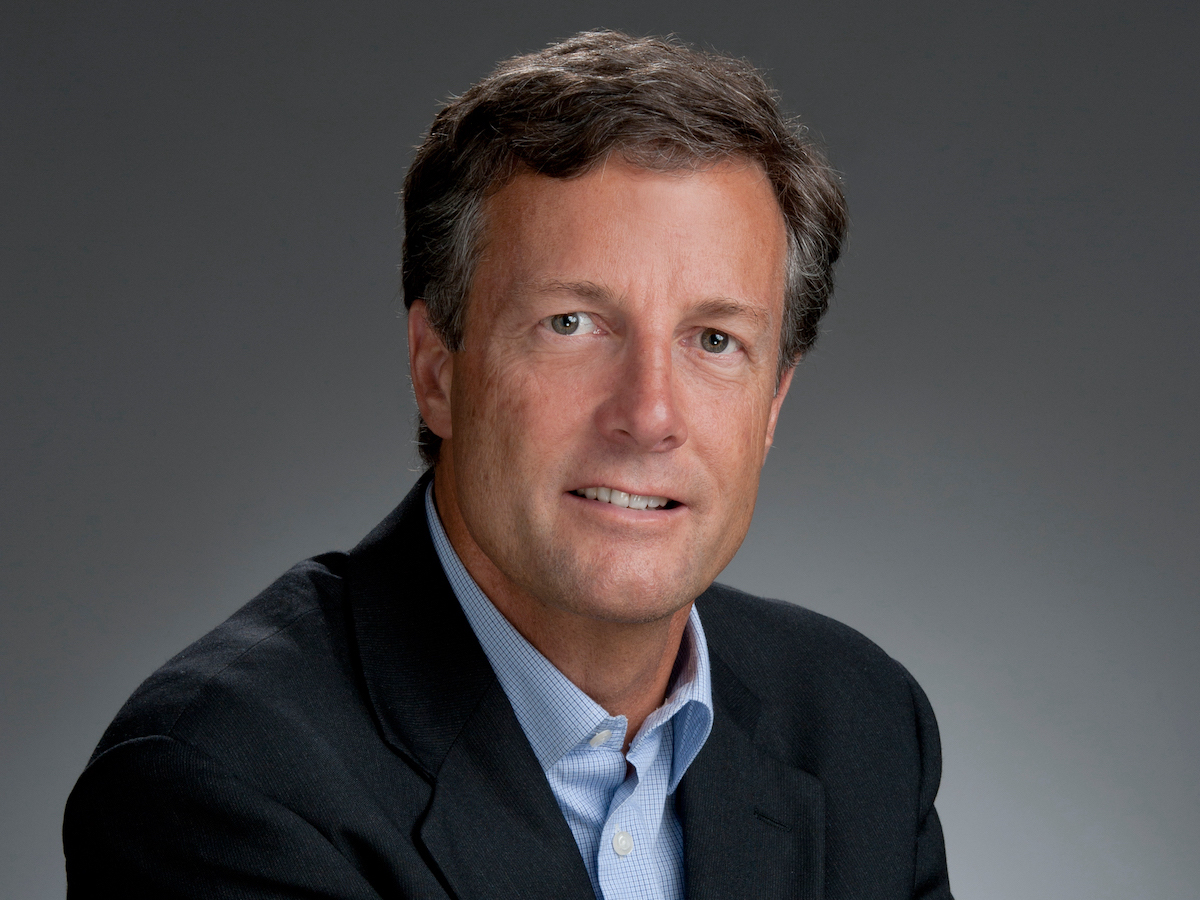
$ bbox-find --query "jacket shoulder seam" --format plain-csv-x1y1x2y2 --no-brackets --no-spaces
163,604,324,737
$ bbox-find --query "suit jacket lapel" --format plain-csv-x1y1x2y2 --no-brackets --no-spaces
345,475,594,899
678,650,825,900
419,678,595,898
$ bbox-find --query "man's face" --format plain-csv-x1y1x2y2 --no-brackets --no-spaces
422,158,792,624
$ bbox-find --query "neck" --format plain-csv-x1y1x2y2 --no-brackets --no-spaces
432,465,691,744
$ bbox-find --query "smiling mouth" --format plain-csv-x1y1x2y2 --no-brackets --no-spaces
572,486,680,510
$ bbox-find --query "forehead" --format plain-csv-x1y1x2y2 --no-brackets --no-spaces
471,159,788,313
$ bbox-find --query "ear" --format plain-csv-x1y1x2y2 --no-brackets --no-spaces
408,299,454,441
762,365,795,463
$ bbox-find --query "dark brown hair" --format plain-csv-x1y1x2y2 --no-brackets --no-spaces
402,30,848,465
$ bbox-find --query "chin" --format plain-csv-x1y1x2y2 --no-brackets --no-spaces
558,593,691,626
531,550,707,624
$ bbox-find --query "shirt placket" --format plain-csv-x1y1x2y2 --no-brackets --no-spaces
596,722,668,900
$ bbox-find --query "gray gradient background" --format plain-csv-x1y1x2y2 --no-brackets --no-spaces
3,1,1197,897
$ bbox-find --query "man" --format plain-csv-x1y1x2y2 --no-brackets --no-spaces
65,31,952,899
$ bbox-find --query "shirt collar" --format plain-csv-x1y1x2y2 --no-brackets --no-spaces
425,482,712,783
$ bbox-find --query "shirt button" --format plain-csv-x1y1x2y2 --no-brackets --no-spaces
589,729,613,748
612,829,634,857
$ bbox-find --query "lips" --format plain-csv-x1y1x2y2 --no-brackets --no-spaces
571,486,678,510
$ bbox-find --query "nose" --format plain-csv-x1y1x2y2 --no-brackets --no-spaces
593,340,688,452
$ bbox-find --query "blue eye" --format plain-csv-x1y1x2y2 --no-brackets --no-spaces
700,328,732,353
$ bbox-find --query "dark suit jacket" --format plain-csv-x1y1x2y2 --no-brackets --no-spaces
64,476,952,899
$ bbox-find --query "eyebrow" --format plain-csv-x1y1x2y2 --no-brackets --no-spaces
689,297,771,328
525,280,772,327
525,279,613,304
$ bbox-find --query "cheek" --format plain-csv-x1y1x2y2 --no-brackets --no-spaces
456,350,596,464
688,383,776,474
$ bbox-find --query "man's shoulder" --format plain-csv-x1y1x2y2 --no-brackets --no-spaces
92,552,356,763
697,582,927,725
699,581,901,667
65,543,453,895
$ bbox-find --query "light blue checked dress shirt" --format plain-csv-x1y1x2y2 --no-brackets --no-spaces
425,485,714,900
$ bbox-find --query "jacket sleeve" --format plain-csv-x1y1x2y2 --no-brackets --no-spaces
906,670,954,900
64,735,386,900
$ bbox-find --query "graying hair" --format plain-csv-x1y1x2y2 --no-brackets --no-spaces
402,30,848,465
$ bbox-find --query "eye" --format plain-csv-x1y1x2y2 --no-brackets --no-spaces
546,312,597,335
699,328,739,354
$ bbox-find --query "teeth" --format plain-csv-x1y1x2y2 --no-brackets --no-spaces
574,487,671,509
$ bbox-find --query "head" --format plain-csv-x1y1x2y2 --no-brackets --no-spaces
403,30,848,466
404,31,847,628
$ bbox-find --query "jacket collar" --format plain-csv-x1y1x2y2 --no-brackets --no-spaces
345,472,596,897
677,649,826,900
346,470,489,778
